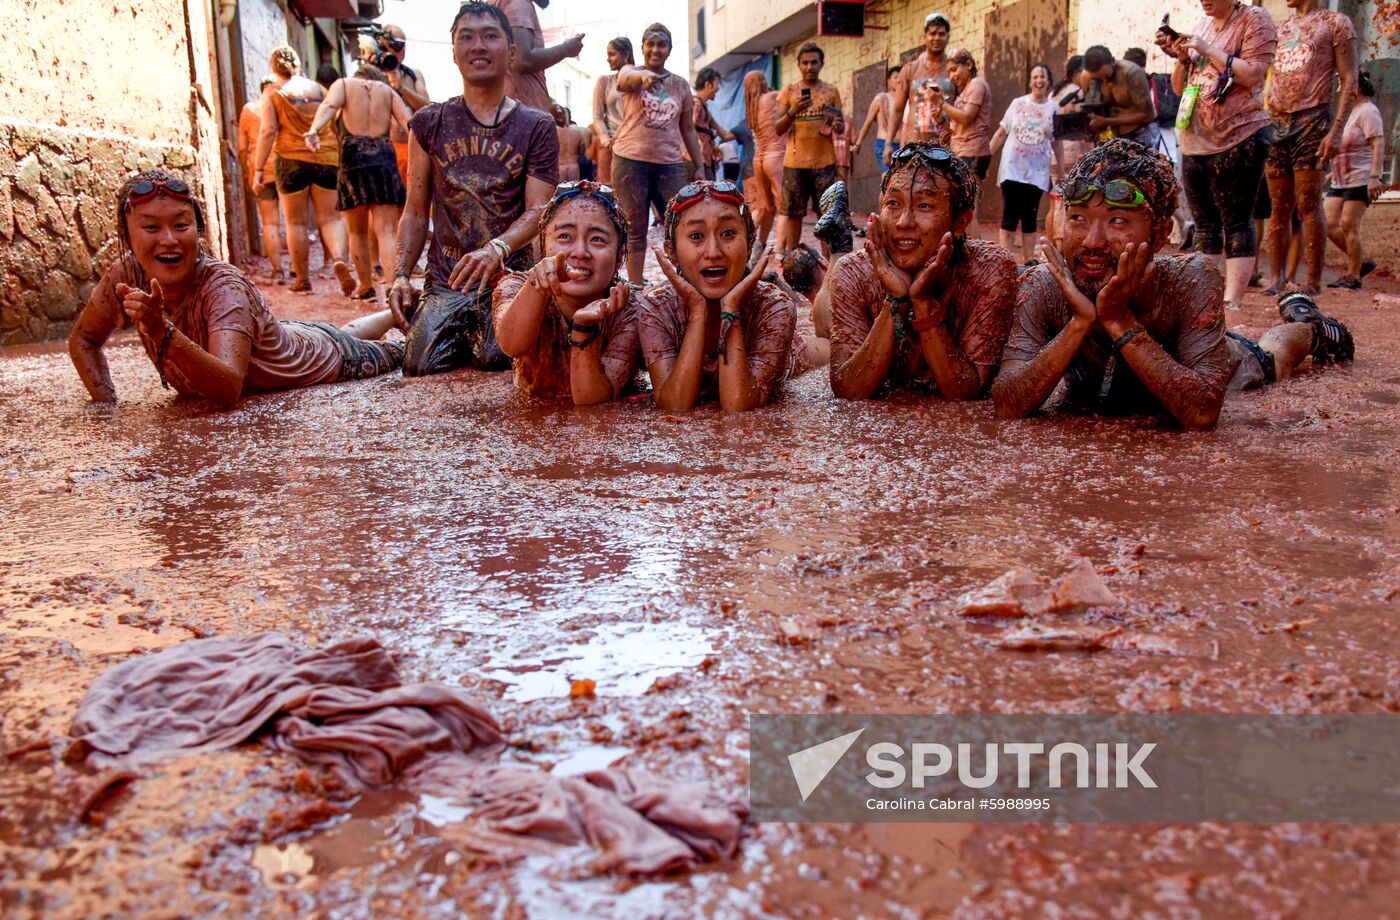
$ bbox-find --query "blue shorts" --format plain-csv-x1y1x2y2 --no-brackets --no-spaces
874,139,895,174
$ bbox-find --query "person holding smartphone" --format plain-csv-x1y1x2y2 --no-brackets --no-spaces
774,41,845,254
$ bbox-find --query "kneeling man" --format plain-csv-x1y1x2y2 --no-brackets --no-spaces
827,143,1017,400
993,140,1353,430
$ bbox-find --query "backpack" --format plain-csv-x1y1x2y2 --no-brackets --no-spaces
1152,73,1180,127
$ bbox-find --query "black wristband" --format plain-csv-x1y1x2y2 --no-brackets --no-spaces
1110,323,1145,352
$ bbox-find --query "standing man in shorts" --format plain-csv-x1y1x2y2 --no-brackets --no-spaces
775,41,845,254
1265,0,1358,295
389,2,559,376
886,13,954,163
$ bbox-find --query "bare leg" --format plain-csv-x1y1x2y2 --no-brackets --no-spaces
1266,174,1296,292
1021,231,1038,263
1286,216,1303,286
1323,195,1348,258
1224,256,1253,308
1295,168,1325,292
799,336,831,369
626,250,645,285
309,185,352,294
1257,322,1316,380
1250,217,1266,284
341,309,396,340
280,188,312,289
998,228,1017,255
371,203,402,296
255,196,284,280
761,156,785,249
343,206,375,297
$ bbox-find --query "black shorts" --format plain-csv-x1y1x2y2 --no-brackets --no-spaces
781,164,838,217
999,180,1044,233
275,156,338,195
253,183,278,203
1327,184,1370,204
1265,104,1331,177
1252,173,1272,220
962,155,991,180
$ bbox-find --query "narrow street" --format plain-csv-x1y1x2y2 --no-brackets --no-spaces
3,250,1399,915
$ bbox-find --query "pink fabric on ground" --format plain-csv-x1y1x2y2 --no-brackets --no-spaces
66,633,747,876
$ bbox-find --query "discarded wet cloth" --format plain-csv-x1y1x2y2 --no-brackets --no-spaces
66,633,746,875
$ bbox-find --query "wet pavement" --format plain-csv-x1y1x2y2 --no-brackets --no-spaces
3,232,1400,917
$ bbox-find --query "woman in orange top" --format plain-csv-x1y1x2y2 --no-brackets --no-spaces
251,45,352,296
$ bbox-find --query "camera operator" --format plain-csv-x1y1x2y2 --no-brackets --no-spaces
374,24,429,183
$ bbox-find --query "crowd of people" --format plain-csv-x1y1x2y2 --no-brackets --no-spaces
72,1,1373,431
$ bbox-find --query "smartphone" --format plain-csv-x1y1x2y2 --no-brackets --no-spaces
1158,14,1180,42
801,87,811,101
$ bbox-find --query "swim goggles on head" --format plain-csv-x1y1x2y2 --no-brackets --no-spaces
1062,177,1146,209
890,145,955,168
553,179,618,207
671,179,745,213
127,176,193,207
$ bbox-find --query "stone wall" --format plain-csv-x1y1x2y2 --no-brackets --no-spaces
0,123,206,346
0,0,225,347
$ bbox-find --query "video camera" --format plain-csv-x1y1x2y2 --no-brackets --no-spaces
357,23,402,72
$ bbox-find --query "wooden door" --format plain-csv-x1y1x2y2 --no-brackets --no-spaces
981,0,1068,224
849,61,888,217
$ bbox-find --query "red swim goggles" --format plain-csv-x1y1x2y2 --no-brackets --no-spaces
127,176,194,207
670,179,745,213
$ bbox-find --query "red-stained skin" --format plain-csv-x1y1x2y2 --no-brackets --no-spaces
541,198,619,305
878,168,972,273
669,198,749,301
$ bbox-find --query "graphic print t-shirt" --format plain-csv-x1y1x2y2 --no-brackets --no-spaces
612,70,694,165
409,97,559,288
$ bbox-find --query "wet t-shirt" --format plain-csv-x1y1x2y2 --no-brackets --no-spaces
692,96,716,167
593,73,624,136
612,69,693,165
88,253,342,395
997,94,1058,191
899,53,952,146
1332,101,1384,189
1180,5,1276,157
409,97,558,288
949,77,992,157
639,280,796,406
270,85,339,167
827,240,1018,395
1002,256,1233,418
1271,10,1355,114
493,0,553,114
491,272,646,398
777,81,843,170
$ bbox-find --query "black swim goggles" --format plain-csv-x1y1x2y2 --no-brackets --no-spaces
1062,177,1146,209
890,145,955,168
553,180,618,207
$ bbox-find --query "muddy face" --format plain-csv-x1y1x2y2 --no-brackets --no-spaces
878,168,966,272
1061,197,1155,296
125,196,200,292
452,12,512,85
543,198,619,302
670,198,749,300
947,59,972,90
798,51,823,84
641,32,671,71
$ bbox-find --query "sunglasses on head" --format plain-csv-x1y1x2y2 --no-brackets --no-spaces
127,176,193,208
671,180,745,213
554,180,618,207
1062,177,1146,209
386,38,406,51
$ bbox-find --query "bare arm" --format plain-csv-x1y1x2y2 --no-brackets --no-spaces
68,295,122,402
829,305,897,399
494,265,552,358
567,284,633,406
513,27,583,74
392,70,430,112
679,94,704,172
390,87,412,133
615,65,651,93
1321,38,1360,162
887,75,910,149
942,98,981,127
992,320,1091,419
854,95,883,149
252,92,279,187
989,125,1008,156
447,173,554,293
1107,330,1225,429
649,252,711,411
592,77,611,143
388,134,433,329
